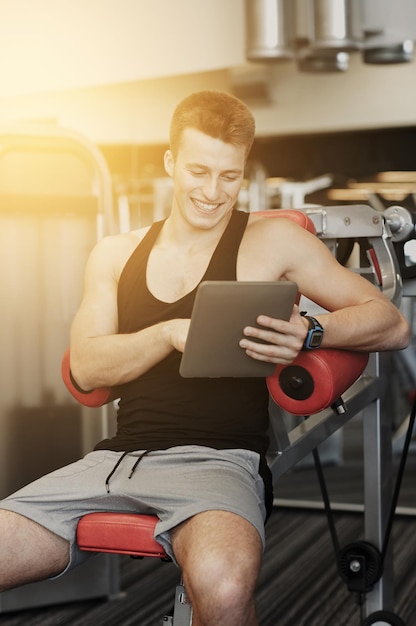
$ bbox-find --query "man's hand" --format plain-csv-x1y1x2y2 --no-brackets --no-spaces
163,318,191,353
239,305,308,364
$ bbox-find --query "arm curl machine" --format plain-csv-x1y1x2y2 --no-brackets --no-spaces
65,206,412,625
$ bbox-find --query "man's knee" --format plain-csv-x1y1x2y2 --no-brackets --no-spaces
0,509,70,591
173,515,261,621
181,550,259,626
187,549,258,599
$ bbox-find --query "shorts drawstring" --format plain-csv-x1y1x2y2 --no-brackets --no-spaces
105,451,129,493
105,450,152,493
128,449,151,478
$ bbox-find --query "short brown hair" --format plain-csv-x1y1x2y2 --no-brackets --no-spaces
169,90,255,160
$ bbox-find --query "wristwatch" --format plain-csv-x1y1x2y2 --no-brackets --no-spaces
301,314,324,350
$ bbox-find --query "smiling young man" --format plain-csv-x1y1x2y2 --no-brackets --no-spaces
0,90,410,626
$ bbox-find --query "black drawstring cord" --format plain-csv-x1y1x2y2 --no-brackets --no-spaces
129,449,151,478
105,451,129,493
105,449,153,492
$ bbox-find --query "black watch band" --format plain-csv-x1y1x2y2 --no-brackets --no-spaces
301,314,324,350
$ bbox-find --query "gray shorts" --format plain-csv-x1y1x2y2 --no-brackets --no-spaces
0,446,266,575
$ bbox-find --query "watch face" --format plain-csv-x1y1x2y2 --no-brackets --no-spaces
309,331,323,348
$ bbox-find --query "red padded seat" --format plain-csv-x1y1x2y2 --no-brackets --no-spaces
77,512,167,558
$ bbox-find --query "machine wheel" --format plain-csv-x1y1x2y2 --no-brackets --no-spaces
337,541,382,592
362,610,406,626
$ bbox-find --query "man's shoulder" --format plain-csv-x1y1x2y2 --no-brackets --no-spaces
88,226,152,276
239,212,313,274
95,226,151,254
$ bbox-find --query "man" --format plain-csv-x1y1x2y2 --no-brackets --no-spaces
0,91,409,626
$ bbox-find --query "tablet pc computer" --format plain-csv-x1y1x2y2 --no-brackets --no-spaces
179,280,298,378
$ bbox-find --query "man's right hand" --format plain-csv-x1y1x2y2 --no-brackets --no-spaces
163,318,191,353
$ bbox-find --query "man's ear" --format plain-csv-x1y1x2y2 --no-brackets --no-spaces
164,150,174,177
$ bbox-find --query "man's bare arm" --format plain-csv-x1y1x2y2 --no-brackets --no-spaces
69,235,189,391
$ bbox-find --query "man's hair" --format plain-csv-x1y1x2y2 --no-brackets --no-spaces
169,90,255,160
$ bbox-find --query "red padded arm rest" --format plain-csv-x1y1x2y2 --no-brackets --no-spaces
77,512,167,558
267,348,369,416
61,348,117,407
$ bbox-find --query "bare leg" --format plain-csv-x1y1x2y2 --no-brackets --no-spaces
0,510,70,591
171,510,262,626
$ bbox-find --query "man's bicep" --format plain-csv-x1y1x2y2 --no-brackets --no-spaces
71,246,120,343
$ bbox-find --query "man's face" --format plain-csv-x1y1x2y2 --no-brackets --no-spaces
164,127,246,230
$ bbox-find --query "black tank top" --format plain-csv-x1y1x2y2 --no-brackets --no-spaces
95,210,273,512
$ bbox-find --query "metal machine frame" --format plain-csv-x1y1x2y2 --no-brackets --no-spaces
267,202,412,621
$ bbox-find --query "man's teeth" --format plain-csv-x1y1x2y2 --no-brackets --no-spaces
194,199,219,212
